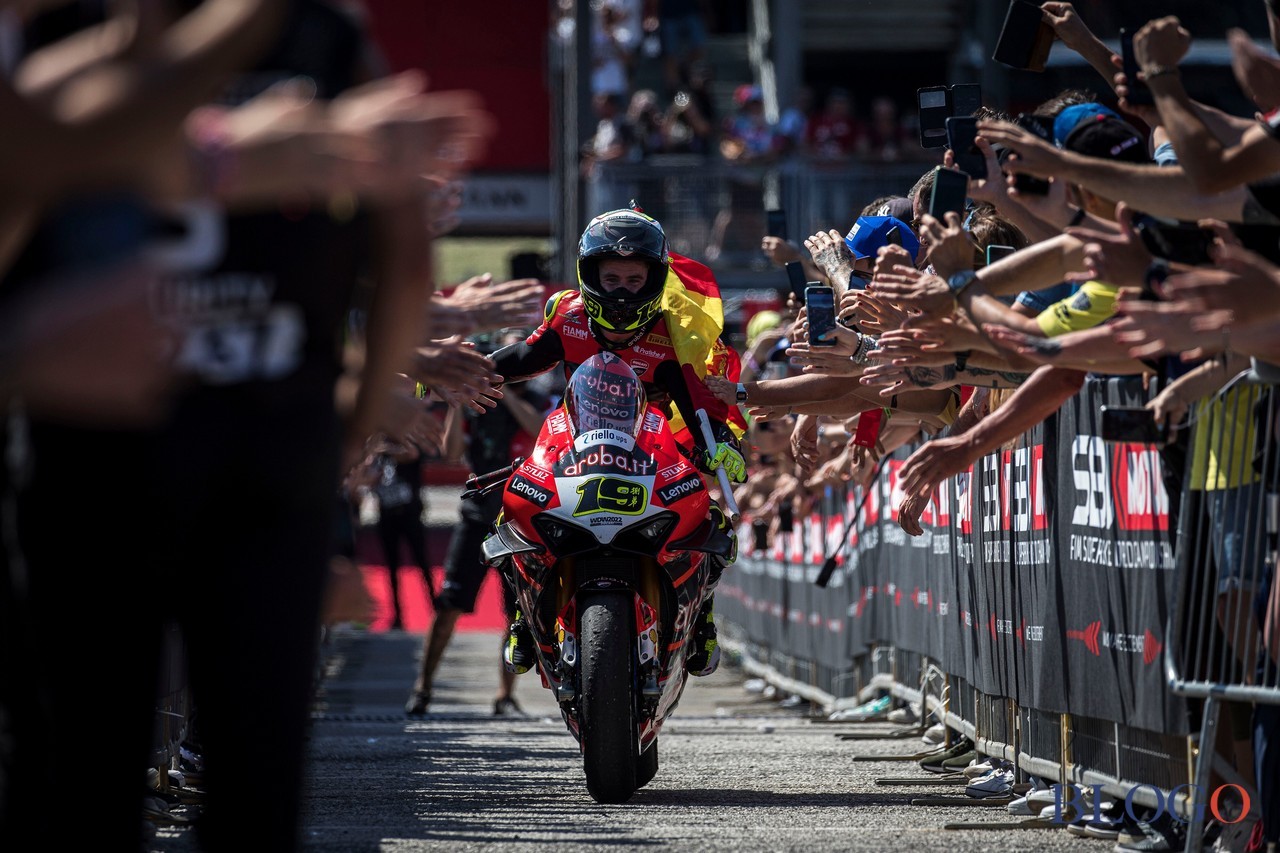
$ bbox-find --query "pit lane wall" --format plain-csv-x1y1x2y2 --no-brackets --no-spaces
718,375,1192,798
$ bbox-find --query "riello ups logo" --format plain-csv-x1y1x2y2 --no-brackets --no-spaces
1071,436,1169,531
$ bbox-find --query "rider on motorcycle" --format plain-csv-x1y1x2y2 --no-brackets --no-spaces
490,208,745,678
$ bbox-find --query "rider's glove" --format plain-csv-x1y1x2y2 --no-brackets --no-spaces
707,441,747,484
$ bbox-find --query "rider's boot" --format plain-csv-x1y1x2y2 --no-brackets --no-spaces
684,597,720,677
503,613,536,674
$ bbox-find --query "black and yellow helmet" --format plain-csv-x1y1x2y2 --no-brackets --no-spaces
577,208,670,332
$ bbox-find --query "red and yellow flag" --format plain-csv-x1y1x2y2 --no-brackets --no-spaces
662,252,747,440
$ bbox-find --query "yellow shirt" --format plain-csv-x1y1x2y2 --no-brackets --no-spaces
1035,281,1119,337
1188,384,1262,491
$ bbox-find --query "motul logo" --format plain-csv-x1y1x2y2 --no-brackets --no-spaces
1068,620,1102,655
1110,445,1169,531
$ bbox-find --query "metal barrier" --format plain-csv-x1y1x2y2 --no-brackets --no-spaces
1165,371,1279,849
717,372,1280,835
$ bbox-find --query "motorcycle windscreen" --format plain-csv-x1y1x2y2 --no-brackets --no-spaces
563,352,647,438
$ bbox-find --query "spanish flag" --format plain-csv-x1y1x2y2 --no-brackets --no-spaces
662,252,748,440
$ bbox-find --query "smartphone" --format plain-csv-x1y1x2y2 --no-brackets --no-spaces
1100,405,1166,444
1132,213,1215,266
805,284,837,347
986,244,1017,265
1010,113,1055,196
946,116,986,180
928,166,970,220
886,225,902,246
918,86,951,148
992,0,1055,71
778,502,794,533
950,83,983,119
766,207,787,240
785,260,808,302
1120,28,1154,107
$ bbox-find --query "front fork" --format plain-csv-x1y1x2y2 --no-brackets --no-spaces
551,591,664,717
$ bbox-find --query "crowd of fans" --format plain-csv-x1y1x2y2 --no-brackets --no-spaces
702,5,1280,851
577,0,925,180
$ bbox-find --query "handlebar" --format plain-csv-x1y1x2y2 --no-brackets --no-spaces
461,457,524,502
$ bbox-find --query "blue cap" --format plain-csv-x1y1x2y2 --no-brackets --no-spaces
843,215,921,264
1053,102,1121,146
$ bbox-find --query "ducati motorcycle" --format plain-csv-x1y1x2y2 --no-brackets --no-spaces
474,353,736,803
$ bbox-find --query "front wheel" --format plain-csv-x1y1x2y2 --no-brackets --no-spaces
579,592,637,803
636,739,658,788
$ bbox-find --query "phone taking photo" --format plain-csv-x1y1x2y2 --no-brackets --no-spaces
917,84,983,149
1131,213,1215,266
985,244,1017,266
766,208,787,240
785,261,808,303
1009,113,1054,196
1100,405,1166,444
1120,28,1154,107
805,284,838,347
992,0,1055,71
946,116,986,180
928,166,970,220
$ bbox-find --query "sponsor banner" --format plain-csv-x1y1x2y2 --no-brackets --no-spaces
720,377,1186,734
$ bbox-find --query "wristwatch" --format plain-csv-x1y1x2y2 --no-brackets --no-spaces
947,269,978,297
735,383,749,404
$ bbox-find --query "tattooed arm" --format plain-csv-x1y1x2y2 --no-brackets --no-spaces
804,229,856,297
983,321,1153,375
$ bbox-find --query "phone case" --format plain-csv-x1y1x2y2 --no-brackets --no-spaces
992,0,1054,71
805,286,837,347
918,86,951,148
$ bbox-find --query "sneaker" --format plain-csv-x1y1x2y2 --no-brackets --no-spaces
1113,811,1186,852
492,696,527,718
503,618,536,674
887,703,920,724
744,678,768,694
939,748,979,773
921,722,946,744
966,767,1014,799
962,759,995,779
404,689,430,717
919,736,974,773
1008,794,1034,815
1080,800,1123,840
684,603,720,676
830,695,892,722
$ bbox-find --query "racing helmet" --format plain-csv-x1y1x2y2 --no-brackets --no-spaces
563,352,647,437
577,208,670,333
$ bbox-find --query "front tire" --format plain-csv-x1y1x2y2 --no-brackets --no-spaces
636,739,658,788
579,592,637,803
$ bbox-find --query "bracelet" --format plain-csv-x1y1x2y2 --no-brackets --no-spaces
1141,65,1179,81
955,350,972,372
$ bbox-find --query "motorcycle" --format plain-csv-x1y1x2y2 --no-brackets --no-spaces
473,352,737,803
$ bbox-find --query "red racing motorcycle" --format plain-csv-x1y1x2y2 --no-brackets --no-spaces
475,353,737,803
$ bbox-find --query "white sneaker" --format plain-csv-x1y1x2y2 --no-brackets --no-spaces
1007,795,1034,815
887,702,920,724
921,722,946,744
743,678,767,694
966,768,1014,799
962,759,995,779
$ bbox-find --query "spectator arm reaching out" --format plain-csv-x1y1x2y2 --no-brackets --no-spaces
983,321,1151,375
1136,17,1280,194
982,120,1246,222
1041,3,1118,91
897,366,1084,499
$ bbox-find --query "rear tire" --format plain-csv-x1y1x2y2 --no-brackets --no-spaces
636,739,658,788
579,592,638,803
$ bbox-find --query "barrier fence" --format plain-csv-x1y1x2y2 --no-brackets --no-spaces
719,373,1279,833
